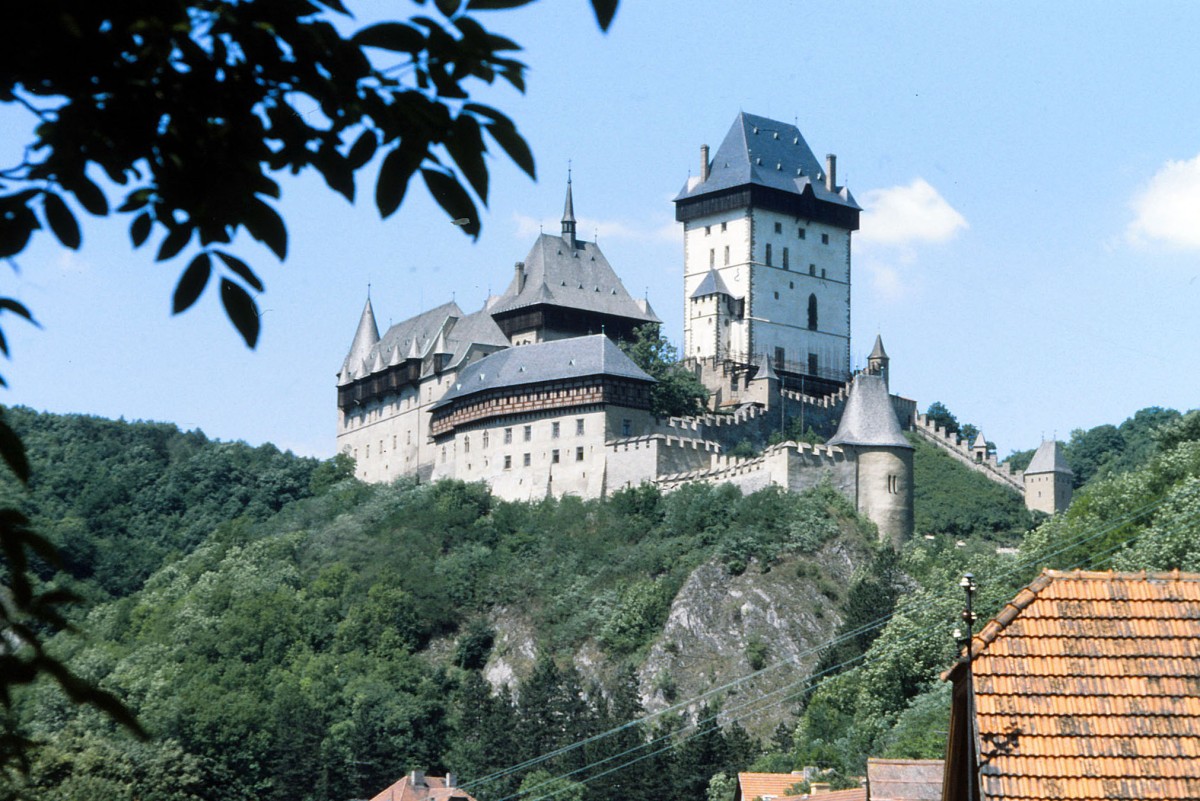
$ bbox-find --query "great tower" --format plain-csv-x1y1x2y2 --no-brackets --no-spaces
675,113,860,405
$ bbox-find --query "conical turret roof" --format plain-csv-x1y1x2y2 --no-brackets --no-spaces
828,373,911,449
869,334,888,361
341,296,380,377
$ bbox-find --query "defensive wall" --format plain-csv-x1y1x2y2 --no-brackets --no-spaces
911,413,1024,493
655,440,855,498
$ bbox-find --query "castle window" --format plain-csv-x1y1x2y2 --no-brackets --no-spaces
723,245,730,265
782,247,789,269
576,418,585,435
888,475,898,494
765,244,772,266
576,447,585,461
709,248,715,268
774,221,782,234
809,264,816,276
721,222,727,232
821,233,830,244
523,425,532,442
807,294,818,330
773,291,779,300
705,225,711,235
730,374,738,394
482,431,489,448
808,352,818,375
523,453,531,467
441,446,446,463
789,281,794,289
622,419,632,436
464,436,470,453
393,435,397,449
407,430,411,445
504,427,513,444
774,347,785,370
798,227,806,239
552,449,560,463
366,444,370,459
821,268,827,279
504,455,512,469
552,422,560,439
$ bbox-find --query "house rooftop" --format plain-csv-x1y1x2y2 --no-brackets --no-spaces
866,758,943,801
944,569,1200,801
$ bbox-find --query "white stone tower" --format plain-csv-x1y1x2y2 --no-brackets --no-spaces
1024,440,1073,514
675,113,860,401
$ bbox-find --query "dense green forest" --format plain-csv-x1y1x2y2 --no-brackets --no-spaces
2,404,1198,800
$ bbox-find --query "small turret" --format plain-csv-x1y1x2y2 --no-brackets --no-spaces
867,334,890,386
971,431,988,462
1024,440,1073,514
562,172,577,249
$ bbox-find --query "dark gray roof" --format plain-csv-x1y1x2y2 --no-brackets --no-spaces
339,297,381,383
1026,440,1073,475
491,234,661,325
690,268,734,299
828,374,912,449
869,334,889,360
676,112,860,210
433,334,653,409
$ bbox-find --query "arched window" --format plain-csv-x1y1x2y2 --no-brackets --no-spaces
807,294,818,330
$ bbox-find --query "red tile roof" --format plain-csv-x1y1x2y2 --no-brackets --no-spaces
370,773,478,801
943,570,1200,801
736,772,809,801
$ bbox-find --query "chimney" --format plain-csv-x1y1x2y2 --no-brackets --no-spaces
410,770,426,788
700,144,710,182
824,154,836,191
514,261,525,293
446,773,458,789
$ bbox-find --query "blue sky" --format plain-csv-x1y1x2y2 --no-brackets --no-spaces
4,1,1199,458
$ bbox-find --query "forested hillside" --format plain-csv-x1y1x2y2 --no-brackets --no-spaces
3,406,1197,800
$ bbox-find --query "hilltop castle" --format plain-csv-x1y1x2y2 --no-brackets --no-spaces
336,113,1070,545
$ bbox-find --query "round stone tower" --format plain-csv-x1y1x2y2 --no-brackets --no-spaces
828,373,913,547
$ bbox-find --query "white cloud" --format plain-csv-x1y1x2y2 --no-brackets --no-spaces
1127,153,1200,249
511,213,679,244
857,178,968,246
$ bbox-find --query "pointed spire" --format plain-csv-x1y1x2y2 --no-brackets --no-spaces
869,334,888,360
828,374,911,449
342,295,380,381
562,166,577,248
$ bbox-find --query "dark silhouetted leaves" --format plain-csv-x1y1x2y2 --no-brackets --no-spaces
376,145,423,218
242,199,287,260
0,414,30,483
354,21,424,53
173,252,212,314
215,250,264,292
591,0,619,30
130,212,152,248
421,168,479,237
347,129,379,169
42,192,80,249
157,226,191,262
64,174,108,216
221,278,260,348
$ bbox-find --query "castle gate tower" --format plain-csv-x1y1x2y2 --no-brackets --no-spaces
675,113,860,400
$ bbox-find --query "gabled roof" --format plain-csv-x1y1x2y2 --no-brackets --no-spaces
828,374,911,449
1025,439,1073,475
369,774,477,801
971,432,987,449
691,268,735,299
736,772,807,801
676,113,860,211
433,334,654,409
866,758,943,801
944,569,1200,801
491,234,660,326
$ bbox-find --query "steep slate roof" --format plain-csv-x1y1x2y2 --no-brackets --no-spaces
828,374,911,449
868,334,888,361
433,334,653,409
944,569,1200,801
339,296,381,383
691,268,735,299
369,774,477,801
866,758,943,801
490,234,660,325
1025,439,1073,475
676,112,860,210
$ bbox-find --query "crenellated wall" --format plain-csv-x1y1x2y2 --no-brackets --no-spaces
911,413,1024,493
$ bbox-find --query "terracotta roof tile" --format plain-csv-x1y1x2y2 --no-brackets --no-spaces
946,570,1200,800
810,789,865,801
369,774,478,801
737,772,807,800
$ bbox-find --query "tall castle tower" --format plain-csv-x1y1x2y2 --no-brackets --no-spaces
674,113,860,402
1024,440,1073,514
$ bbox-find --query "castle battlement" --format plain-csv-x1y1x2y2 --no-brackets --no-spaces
912,413,1024,493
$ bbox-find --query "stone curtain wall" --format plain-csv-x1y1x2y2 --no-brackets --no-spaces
911,413,1024,494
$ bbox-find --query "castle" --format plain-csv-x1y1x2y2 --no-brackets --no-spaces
336,113,1072,545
